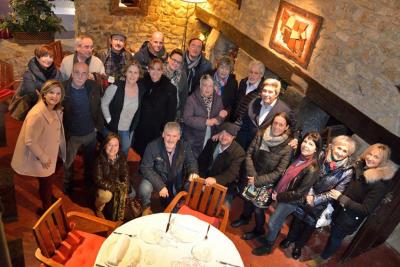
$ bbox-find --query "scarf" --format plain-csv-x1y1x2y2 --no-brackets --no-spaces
34,57,56,80
213,72,228,96
164,63,182,89
201,93,213,117
275,154,314,193
259,125,289,152
186,53,202,92
322,149,349,175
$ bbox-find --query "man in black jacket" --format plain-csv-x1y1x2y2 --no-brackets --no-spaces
197,122,245,207
139,122,199,215
183,38,212,93
236,78,296,150
62,62,103,194
133,31,168,71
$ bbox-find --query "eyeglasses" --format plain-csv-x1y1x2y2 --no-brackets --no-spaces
170,57,183,65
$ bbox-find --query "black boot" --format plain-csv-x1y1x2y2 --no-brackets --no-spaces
230,218,249,228
279,238,292,249
292,246,302,259
252,241,274,256
242,229,265,240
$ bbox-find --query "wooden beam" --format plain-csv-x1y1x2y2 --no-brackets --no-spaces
196,6,400,163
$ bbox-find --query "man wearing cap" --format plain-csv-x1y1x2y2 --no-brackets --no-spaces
133,31,168,71
197,122,245,207
97,33,133,82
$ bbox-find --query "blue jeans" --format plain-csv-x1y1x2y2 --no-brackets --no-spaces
320,224,348,259
139,179,177,208
103,128,133,157
265,202,297,242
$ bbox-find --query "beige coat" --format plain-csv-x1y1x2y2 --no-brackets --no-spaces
11,100,66,177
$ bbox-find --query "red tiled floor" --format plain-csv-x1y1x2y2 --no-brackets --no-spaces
1,112,400,267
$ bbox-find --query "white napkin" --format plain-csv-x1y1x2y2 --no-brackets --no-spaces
107,235,130,266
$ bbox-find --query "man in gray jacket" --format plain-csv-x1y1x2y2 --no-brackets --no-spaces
139,122,199,215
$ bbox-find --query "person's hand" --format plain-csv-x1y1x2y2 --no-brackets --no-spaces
247,176,255,185
211,133,220,141
272,191,277,201
206,118,218,126
328,189,341,200
159,187,169,198
188,173,199,182
88,73,95,80
41,158,51,169
306,195,314,206
219,109,228,119
288,138,299,150
205,177,217,186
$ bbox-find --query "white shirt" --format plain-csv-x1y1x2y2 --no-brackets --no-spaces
245,79,261,95
258,98,277,125
213,143,231,161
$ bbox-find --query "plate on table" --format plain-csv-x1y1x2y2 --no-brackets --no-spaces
101,234,141,267
170,257,205,267
191,241,213,262
170,215,203,243
140,227,163,245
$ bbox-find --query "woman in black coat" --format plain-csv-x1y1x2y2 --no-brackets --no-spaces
306,143,398,266
12,45,62,119
231,112,294,240
252,132,322,256
282,135,356,260
208,56,238,114
133,59,177,156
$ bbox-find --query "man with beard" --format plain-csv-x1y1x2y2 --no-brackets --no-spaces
139,122,199,215
60,35,105,81
133,31,168,71
183,38,212,94
97,33,133,82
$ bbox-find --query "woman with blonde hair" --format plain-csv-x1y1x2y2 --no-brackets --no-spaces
306,143,398,266
11,80,66,214
281,135,356,260
101,60,145,156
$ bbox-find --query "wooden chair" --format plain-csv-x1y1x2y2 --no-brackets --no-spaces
164,178,230,233
0,60,17,101
32,198,121,267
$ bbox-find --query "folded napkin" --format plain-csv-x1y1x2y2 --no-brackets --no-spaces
107,235,130,266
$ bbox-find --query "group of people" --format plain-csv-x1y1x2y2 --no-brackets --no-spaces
9,30,398,265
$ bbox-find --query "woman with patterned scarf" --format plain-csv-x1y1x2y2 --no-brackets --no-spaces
183,74,228,158
280,135,356,260
231,112,294,240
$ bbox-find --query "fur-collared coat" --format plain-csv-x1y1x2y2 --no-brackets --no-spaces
93,152,129,221
334,160,398,234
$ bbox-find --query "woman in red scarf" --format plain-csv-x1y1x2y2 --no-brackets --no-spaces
252,132,322,256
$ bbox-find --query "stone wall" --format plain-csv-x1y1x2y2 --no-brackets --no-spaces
74,0,400,135
74,0,208,52
203,0,400,136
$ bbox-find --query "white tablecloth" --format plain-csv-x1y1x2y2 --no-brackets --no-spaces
95,213,244,267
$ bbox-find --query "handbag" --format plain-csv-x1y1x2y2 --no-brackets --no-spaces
315,203,334,228
124,197,142,220
8,93,34,121
242,184,273,208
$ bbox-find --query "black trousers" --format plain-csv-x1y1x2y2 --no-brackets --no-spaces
286,216,316,248
241,200,266,234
